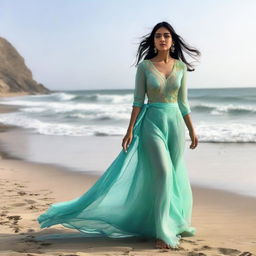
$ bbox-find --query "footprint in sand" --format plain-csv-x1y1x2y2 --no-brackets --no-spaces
181,238,198,245
24,199,37,204
7,215,22,221
27,228,35,232
14,227,20,233
14,182,26,188
217,247,242,255
27,205,38,210
17,191,27,196
38,197,55,200
7,215,22,233
200,245,212,250
238,252,253,256
11,202,27,207
17,184,26,188
39,189,53,194
0,210,9,216
29,193,39,196
188,252,207,256
218,247,253,256
0,220,10,224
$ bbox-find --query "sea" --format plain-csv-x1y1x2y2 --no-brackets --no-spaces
0,87,255,198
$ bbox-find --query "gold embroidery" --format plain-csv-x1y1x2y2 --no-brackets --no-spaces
143,59,181,104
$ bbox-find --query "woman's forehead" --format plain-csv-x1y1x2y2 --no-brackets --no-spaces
155,28,170,34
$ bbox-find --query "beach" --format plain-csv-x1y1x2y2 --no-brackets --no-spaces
0,103,256,256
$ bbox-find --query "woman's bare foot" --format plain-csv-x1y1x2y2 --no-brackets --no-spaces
155,238,171,249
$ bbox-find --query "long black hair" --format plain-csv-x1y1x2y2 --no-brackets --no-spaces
133,21,201,71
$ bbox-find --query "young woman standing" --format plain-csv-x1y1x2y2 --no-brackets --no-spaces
38,21,200,250
123,21,200,249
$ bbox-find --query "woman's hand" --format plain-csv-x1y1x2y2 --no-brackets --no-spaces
189,130,198,149
122,130,133,152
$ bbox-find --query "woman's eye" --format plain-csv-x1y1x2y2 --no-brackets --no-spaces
155,34,171,38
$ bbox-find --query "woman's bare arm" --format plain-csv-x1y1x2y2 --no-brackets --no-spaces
122,106,141,152
126,106,141,133
183,114,198,149
183,114,194,133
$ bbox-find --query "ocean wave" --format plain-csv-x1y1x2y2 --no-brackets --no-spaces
0,112,126,136
67,111,130,121
196,122,256,143
64,93,133,104
192,103,256,115
46,92,133,103
0,99,130,115
0,91,133,105
0,112,255,142
54,92,77,101
2,92,255,116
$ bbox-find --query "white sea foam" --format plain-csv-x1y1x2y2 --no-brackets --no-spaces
54,92,77,101
95,94,132,103
192,102,256,114
196,122,256,143
0,112,126,136
0,90,255,142
0,111,255,142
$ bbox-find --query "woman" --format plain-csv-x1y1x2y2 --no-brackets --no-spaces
37,21,200,250
123,21,200,249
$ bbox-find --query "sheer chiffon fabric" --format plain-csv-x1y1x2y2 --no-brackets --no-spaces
37,59,196,248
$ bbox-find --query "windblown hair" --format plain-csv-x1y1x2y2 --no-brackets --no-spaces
133,21,201,71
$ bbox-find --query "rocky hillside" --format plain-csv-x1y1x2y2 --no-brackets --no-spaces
0,37,51,96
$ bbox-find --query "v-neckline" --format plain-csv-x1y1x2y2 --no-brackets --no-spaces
147,59,177,81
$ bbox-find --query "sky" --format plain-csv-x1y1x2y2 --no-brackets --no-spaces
0,0,255,91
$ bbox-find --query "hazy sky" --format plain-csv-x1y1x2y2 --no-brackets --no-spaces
0,0,255,90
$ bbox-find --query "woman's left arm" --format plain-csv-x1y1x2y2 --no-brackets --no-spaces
178,64,198,149
183,114,198,149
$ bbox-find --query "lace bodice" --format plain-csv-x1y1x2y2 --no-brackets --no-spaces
132,59,191,117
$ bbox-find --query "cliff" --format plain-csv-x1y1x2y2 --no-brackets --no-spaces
0,37,51,96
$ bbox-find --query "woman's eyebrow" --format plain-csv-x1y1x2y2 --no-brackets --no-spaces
155,32,171,35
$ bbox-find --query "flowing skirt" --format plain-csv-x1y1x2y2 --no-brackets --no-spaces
37,102,196,248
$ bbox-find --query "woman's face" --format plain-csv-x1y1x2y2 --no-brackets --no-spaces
154,27,173,52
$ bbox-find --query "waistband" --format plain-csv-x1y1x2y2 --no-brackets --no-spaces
133,102,178,134
146,102,179,108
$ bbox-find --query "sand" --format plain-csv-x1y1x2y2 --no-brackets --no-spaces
0,104,255,256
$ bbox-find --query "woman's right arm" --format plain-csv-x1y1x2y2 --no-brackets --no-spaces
122,63,146,152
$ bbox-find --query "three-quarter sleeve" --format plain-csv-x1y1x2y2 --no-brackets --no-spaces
132,63,146,107
178,64,191,117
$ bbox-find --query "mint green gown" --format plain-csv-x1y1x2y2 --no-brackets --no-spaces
37,58,196,248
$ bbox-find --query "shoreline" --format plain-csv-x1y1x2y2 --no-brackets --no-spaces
0,91,54,98
0,103,256,255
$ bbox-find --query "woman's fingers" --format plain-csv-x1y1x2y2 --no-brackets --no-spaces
190,137,196,149
190,136,198,149
122,138,126,151
122,134,133,152
123,138,128,152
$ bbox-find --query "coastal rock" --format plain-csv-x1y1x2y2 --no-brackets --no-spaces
0,37,51,96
